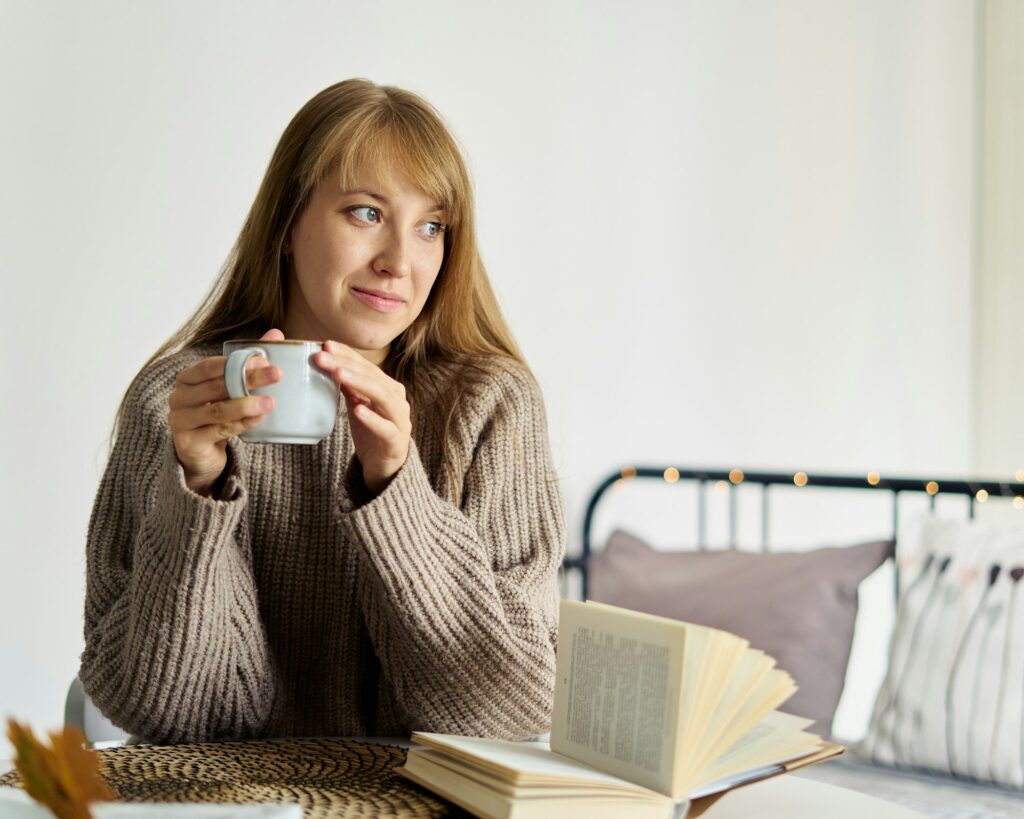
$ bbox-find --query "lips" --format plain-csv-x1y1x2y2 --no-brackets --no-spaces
354,287,404,302
352,287,406,314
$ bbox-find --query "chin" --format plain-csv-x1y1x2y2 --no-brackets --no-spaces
320,308,413,349
333,328,399,354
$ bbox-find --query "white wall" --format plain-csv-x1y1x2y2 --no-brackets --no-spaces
976,0,1024,487
1,0,978,740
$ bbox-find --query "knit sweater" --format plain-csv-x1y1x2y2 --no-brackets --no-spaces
79,345,566,744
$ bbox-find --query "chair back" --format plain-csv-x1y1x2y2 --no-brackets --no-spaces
65,677,130,744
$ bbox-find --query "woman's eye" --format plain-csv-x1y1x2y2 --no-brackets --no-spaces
350,206,381,224
419,221,446,239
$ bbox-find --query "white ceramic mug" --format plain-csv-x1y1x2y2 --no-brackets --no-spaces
222,339,340,444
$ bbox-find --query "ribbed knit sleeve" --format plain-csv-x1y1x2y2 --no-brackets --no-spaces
79,357,276,743
341,362,565,739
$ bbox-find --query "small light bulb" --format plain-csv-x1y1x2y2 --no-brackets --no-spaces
664,467,680,483
1016,470,1024,483
926,481,940,496
867,471,881,486
715,480,729,493
1014,496,1024,509
729,469,744,484
794,472,808,487
976,489,989,503
621,466,637,479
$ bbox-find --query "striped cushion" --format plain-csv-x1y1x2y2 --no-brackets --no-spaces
862,516,1024,788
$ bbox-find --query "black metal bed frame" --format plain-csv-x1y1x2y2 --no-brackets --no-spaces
562,466,1024,600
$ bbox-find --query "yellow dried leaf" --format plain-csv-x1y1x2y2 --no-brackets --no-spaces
6,719,114,819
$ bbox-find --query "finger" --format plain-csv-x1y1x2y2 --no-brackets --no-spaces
340,387,374,418
317,348,405,399
170,360,280,409
186,413,268,449
322,340,359,359
243,359,280,391
315,350,394,390
350,401,398,437
174,352,274,389
333,366,404,413
170,395,274,434
261,328,285,341
176,356,230,387
313,350,380,398
340,385,375,414
319,342,387,374
314,349,367,379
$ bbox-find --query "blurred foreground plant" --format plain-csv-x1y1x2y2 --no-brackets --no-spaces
6,719,114,819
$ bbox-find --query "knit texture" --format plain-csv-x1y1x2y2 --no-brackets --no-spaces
79,345,566,745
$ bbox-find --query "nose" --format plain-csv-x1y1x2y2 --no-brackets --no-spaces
371,227,412,279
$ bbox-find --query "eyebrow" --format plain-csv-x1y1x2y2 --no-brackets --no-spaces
340,189,446,213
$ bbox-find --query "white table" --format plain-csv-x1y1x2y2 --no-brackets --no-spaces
703,774,926,817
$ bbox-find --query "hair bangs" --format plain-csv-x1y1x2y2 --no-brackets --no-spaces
322,110,462,225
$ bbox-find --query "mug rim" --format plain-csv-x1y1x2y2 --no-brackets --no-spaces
223,339,322,347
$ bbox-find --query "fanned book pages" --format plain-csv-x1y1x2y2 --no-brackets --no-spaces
399,600,844,818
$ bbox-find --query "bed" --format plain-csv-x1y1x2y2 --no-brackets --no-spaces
561,465,1024,819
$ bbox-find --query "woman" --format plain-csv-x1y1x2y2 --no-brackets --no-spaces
79,79,566,744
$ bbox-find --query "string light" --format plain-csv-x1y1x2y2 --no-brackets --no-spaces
609,468,1015,512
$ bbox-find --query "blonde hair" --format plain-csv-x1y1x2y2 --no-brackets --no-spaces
115,78,527,505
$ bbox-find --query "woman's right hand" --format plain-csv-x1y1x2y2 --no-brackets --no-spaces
168,329,284,496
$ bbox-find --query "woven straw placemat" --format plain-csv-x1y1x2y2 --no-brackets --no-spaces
0,738,465,818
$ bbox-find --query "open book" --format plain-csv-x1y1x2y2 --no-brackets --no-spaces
398,600,843,818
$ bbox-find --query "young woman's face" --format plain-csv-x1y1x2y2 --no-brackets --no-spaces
283,170,448,365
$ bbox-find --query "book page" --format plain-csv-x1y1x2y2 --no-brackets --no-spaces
550,600,685,795
696,711,820,787
688,740,844,800
411,733,648,790
687,761,787,800
581,601,753,789
405,748,670,801
696,648,774,754
573,600,746,789
673,624,748,774
401,755,675,819
685,666,796,782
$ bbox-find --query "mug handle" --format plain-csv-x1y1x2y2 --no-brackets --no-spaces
224,347,267,399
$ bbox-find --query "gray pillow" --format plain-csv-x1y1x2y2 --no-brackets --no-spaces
587,530,894,738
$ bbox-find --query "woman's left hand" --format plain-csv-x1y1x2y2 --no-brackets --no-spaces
317,341,411,496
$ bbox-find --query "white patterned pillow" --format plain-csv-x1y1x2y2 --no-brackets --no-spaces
862,516,1024,788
